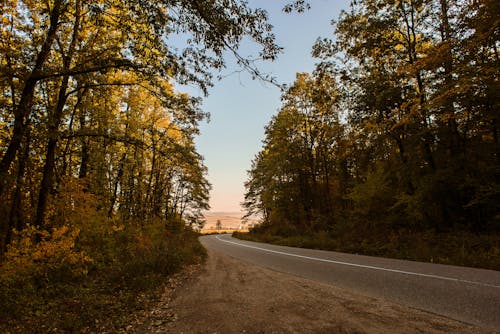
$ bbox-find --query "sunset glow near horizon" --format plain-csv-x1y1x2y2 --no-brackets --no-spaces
193,1,350,213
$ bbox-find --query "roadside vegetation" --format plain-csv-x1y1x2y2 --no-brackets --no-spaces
239,0,499,270
0,220,205,333
233,229,500,270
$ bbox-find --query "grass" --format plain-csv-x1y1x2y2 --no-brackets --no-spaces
233,229,500,271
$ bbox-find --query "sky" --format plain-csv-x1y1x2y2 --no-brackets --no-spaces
192,0,350,213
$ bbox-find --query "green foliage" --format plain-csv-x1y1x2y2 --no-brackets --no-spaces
243,72,345,232
347,165,395,227
0,0,286,255
0,0,282,331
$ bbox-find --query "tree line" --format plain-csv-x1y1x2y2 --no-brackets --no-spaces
243,0,499,238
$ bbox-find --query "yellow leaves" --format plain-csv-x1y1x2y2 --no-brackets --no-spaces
155,117,171,130
2,224,93,281
166,123,184,143
112,224,125,232
47,176,100,227
419,40,434,53
30,226,89,268
1,16,11,26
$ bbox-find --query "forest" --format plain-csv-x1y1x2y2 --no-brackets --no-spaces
0,0,281,331
240,0,500,269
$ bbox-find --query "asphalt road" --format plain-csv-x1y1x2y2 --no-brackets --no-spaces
201,234,500,331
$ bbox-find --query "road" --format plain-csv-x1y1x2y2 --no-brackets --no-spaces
202,234,500,331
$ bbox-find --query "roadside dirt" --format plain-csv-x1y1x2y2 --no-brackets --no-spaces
123,249,487,334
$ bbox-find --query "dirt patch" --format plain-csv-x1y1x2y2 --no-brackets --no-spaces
123,249,487,334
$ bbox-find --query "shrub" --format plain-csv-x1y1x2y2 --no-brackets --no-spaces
1,225,92,285
0,224,92,320
0,217,206,332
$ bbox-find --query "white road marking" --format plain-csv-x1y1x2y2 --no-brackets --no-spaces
215,235,500,289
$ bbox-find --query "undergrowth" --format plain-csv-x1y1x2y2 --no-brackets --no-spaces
0,219,206,333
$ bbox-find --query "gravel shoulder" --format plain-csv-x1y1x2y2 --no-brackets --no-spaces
123,246,488,334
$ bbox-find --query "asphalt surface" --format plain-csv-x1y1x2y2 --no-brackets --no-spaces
201,234,500,331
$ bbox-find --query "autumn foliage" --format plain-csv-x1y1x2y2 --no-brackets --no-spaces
242,0,499,268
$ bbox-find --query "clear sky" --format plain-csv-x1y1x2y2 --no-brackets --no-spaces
192,0,350,213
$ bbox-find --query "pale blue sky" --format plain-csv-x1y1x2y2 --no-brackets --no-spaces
193,0,350,213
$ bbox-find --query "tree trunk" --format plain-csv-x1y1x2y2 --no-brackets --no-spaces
109,153,127,217
439,0,462,159
3,127,31,254
78,100,90,180
0,0,64,196
400,1,436,171
34,1,80,227
35,137,59,227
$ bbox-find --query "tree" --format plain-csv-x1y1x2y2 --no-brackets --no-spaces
243,72,345,234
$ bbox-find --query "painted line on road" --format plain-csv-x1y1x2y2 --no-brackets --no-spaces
215,235,500,289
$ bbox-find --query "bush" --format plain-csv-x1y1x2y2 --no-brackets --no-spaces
0,218,206,332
